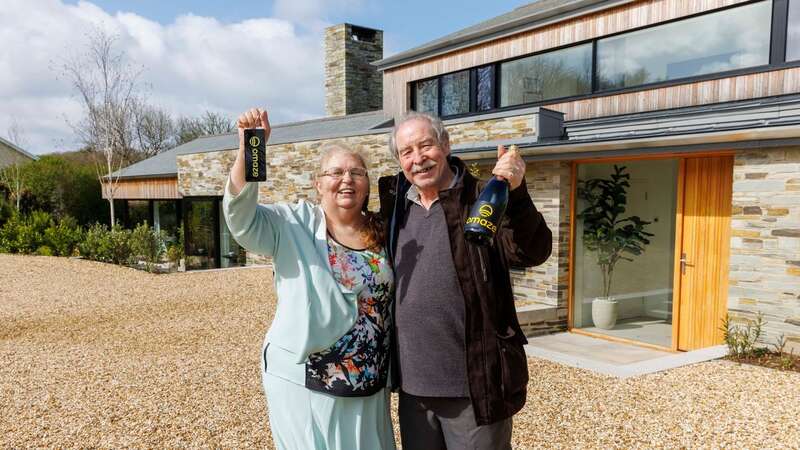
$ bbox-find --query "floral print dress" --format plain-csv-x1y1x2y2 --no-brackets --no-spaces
305,236,394,397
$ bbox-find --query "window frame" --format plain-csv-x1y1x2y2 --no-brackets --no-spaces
410,0,797,119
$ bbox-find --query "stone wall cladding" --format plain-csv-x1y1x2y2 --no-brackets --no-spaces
506,160,571,335
447,115,537,145
325,24,383,117
730,147,800,352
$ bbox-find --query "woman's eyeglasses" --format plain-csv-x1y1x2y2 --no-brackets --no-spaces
320,167,368,179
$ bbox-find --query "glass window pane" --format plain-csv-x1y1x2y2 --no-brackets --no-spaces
185,199,217,270
573,160,678,348
598,1,772,90
127,200,149,227
415,79,438,115
219,204,246,268
154,201,178,243
477,66,495,111
500,43,592,107
441,70,470,116
788,0,800,61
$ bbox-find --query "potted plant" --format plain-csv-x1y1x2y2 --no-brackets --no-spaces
577,165,653,330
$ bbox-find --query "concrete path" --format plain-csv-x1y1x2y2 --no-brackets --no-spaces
525,332,728,378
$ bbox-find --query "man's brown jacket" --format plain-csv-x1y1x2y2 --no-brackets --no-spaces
378,155,552,426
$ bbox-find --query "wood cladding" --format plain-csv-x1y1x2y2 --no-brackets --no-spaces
382,0,764,117
547,67,800,121
102,177,181,200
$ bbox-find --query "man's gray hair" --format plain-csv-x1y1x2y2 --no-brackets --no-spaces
388,112,450,160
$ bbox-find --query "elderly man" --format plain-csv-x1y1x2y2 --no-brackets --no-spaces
378,112,552,450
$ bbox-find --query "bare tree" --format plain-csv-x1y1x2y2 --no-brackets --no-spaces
1,119,30,211
58,27,144,226
0,163,25,211
174,111,235,146
134,101,175,158
7,117,29,149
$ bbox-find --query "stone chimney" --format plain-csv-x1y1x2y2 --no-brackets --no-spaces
324,24,383,117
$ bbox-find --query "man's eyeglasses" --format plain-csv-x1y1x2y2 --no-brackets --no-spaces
320,167,368,179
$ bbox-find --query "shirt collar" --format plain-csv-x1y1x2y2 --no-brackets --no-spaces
406,164,462,207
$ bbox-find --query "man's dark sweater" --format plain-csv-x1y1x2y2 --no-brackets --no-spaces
394,198,470,397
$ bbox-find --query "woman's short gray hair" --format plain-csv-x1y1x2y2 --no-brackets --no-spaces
317,141,370,174
388,112,449,160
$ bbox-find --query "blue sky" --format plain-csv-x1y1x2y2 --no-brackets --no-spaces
2,0,528,154
62,0,527,54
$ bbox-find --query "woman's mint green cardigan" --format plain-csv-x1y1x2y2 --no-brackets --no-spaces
222,179,359,384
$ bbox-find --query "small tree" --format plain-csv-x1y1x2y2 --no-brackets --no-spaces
0,163,26,211
58,27,144,227
577,165,654,298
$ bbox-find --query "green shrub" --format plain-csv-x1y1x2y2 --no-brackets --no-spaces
35,245,53,256
79,223,132,265
2,211,54,254
108,225,133,265
0,213,22,253
130,222,166,272
721,313,765,359
79,223,112,262
44,216,84,256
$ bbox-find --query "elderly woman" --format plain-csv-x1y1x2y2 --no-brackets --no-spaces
223,108,395,450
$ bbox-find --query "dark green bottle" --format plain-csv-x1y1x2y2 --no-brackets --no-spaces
465,176,509,246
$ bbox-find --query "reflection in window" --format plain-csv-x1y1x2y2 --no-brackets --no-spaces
415,79,438,115
476,66,495,111
154,201,178,243
127,200,150,227
500,43,592,107
185,200,217,270
788,0,800,61
598,1,772,90
441,71,470,116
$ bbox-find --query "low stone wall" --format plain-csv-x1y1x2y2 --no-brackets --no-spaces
730,147,800,352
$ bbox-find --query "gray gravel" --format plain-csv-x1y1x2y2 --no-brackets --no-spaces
2,254,798,449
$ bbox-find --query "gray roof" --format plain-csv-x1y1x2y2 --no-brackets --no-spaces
374,0,633,70
0,135,38,161
114,110,391,179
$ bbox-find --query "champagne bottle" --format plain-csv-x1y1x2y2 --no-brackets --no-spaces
244,128,266,182
464,145,517,245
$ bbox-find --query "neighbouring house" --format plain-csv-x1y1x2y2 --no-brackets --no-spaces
0,135,37,168
105,1,800,354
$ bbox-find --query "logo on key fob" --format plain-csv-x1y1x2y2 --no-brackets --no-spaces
244,129,266,182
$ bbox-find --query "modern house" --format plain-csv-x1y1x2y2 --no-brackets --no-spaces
0,135,37,168
107,0,800,353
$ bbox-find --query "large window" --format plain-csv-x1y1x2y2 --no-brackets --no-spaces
500,44,592,107
411,0,789,118
597,1,772,90
789,0,800,61
573,160,679,348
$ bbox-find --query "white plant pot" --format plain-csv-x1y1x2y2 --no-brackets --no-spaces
178,258,186,272
592,297,618,330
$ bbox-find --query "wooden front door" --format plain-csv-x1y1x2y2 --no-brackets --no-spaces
675,156,734,351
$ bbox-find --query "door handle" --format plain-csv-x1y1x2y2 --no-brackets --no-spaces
680,252,694,274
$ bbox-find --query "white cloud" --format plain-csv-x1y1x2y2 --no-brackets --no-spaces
0,0,341,155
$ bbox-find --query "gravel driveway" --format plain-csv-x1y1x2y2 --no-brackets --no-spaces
2,254,798,448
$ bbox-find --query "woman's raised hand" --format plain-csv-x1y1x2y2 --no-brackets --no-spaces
230,108,272,195
237,108,272,149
